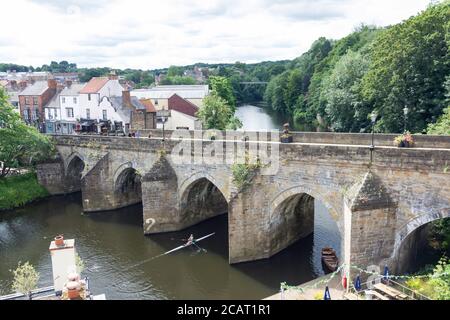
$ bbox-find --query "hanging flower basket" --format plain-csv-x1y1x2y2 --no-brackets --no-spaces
394,132,414,148
280,135,293,143
280,123,293,143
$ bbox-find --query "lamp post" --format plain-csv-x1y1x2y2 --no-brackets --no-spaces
370,111,378,165
403,106,409,133
157,109,170,142
370,111,378,148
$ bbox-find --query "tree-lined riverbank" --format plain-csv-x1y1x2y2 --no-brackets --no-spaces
0,173,49,211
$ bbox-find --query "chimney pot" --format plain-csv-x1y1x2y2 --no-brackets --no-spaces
122,90,131,107
47,79,57,90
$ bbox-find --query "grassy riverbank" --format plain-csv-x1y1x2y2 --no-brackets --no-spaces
0,173,49,211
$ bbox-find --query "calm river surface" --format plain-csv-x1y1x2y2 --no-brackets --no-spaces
0,105,341,299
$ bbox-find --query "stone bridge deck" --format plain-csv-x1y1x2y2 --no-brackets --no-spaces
37,131,450,274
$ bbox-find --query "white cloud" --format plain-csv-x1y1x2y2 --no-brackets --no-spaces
0,0,433,69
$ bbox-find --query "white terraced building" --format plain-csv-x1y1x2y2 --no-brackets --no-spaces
43,76,148,134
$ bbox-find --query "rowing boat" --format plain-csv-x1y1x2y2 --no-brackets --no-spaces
162,233,215,256
321,247,339,272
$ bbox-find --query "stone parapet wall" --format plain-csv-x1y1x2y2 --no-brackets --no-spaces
133,129,450,149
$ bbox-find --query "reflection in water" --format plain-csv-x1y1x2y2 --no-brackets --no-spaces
235,105,282,131
0,194,340,299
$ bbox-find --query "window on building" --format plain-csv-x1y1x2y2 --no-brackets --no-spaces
48,109,53,120
33,97,38,105
102,110,107,121
54,109,58,118
86,108,90,119
25,97,30,105
67,108,74,118
62,97,66,104
32,109,39,120
154,99,158,105
23,108,29,120
88,94,91,101
73,97,77,104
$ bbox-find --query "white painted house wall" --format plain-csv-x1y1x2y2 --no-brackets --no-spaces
79,79,123,121
60,95,81,121
166,109,198,130
45,108,61,121
98,96,129,123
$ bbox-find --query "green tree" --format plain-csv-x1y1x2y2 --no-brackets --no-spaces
197,94,242,130
428,76,450,135
11,261,40,299
0,88,54,178
324,49,371,132
362,2,450,133
428,106,450,135
209,76,236,112
160,75,196,85
167,65,184,77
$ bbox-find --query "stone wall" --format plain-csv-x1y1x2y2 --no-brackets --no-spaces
180,178,228,228
135,129,450,149
36,161,66,195
36,134,450,268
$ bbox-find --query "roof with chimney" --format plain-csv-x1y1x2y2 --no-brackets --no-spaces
104,95,146,123
19,81,50,96
80,77,109,94
139,99,156,113
44,92,61,109
168,94,199,118
60,83,85,96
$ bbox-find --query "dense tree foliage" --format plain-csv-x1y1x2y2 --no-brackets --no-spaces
0,88,54,178
264,26,381,131
208,76,237,112
362,2,450,133
406,256,450,300
159,75,196,85
167,65,184,77
212,61,289,104
323,49,372,132
263,1,449,133
196,93,242,130
0,63,33,72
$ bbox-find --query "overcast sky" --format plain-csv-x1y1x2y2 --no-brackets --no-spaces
0,0,434,70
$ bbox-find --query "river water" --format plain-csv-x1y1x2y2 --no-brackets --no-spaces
0,104,341,299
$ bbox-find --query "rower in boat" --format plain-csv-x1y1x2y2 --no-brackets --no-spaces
186,234,194,246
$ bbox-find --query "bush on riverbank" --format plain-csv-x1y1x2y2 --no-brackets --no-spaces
405,256,450,300
0,173,49,211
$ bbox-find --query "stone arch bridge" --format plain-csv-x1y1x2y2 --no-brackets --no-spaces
36,131,450,273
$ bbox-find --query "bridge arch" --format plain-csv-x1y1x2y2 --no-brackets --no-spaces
178,173,229,229
65,152,85,174
391,209,450,269
268,185,343,263
179,172,230,203
114,164,142,207
64,152,85,192
270,186,341,223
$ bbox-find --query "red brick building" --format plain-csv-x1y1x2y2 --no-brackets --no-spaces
19,79,57,131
